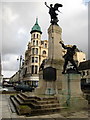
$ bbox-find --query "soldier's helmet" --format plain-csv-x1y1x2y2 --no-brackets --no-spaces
72,45,76,49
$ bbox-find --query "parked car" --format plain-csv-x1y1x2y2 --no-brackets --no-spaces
14,84,34,92
0,86,8,91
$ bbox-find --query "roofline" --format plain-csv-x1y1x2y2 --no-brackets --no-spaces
30,30,42,34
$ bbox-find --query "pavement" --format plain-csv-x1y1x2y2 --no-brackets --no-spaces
0,94,89,120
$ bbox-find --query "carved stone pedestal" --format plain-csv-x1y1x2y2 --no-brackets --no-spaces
35,60,63,95
61,73,88,111
35,24,64,95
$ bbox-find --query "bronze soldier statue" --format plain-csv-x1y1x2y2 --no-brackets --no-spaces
59,41,79,74
39,59,47,71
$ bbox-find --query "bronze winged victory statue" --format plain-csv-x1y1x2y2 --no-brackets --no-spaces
45,2,63,25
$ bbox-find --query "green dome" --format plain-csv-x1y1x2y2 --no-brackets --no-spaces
30,18,42,34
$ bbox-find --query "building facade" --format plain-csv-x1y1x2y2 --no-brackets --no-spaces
79,60,90,84
23,18,48,87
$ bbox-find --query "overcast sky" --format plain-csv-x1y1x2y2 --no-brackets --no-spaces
0,0,89,78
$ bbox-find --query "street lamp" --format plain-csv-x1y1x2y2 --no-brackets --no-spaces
17,55,23,83
17,55,22,69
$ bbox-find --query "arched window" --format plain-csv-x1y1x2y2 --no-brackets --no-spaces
33,34,35,38
32,48,35,54
43,50,46,54
36,48,38,54
36,40,38,46
35,57,38,63
37,34,39,38
32,57,34,63
35,66,38,74
31,65,38,74
33,40,35,46
45,43,47,48
31,65,34,74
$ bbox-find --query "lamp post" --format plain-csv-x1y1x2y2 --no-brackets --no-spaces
17,55,23,83
0,54,3,86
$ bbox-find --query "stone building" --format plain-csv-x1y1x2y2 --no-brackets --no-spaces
23,18,48,87
10,72,19,84
74,50,86,65
79,60,90,84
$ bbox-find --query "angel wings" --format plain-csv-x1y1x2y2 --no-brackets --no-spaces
45,2,63,25
54,3,63,11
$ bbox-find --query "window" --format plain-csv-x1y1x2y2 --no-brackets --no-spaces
36,40,38,46
32,48,38,55
37,34,39,38
33,40,35,45
35,57,38,63
32,57,34,63
43,50,46,54
33,34,35,38
45,43,47,48
31,65,38,74
32,57,38,63
35,66,38,74
32,81,36,87
36,48,38,54
31,65,34,74
32,48,35,54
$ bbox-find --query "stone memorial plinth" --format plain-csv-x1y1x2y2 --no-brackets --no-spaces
48,24,63,60
35,24,64,95
35,70,56,95
62,73,82,97
61,71,88,110
45,24,64,93
35,67,57,95
35,71,46,95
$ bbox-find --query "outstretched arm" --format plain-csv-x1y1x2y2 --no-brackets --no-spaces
45,2,50,8
59,41,67,49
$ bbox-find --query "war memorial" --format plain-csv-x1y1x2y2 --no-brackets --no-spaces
10,2,88,116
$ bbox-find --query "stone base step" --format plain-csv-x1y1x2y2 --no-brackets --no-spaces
17,94,59,104
10,93,61,116
14,95,60,109
8,97,16,113
14,95,24,104
21,92,57,100
20,93,41,100
10,96,31,115
17,94,30,102
10,96,61,116
30,107,61,116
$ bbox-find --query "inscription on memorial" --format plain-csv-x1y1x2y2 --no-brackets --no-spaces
43,67,56,81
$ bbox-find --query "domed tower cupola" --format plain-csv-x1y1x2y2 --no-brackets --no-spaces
30,18,42,34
